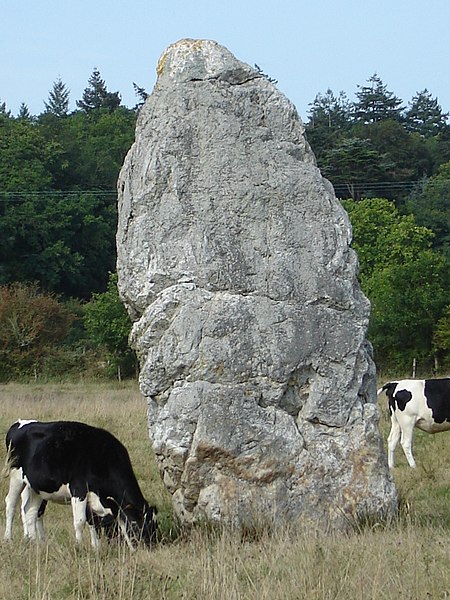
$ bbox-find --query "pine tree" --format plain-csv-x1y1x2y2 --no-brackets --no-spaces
17,103,32,121
254,64,278,84
133,82,148,110
0,99,11,117
306,89,352,162
76,68,121,112
353,74,403,123
404,89,449,137
307,89,351,130
44,77,70,117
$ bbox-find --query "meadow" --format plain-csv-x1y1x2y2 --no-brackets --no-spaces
1,381,450,599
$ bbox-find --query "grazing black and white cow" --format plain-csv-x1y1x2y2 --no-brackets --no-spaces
4,419,157,547
378,378,450,468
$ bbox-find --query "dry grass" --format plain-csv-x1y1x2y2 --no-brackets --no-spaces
1,381,450,599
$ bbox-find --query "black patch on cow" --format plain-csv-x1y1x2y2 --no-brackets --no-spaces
383,382,413,412
383,382,401,415
424,378,450,424
393,389,412,412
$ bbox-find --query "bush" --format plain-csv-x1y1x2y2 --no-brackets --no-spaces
83,273,137,379
0,282,74,381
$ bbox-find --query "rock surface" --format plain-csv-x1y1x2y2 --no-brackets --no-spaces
117,39,397,529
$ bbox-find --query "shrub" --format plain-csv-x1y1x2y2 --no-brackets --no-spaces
0,282,74,381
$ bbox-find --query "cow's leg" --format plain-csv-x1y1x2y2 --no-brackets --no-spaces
88,523,100,548
4,468,26,540
20,487,29,537
36,500,47,540
71,496,88,544
117,516,135,550
20,487,46,539
387,417,401,468
400,420,416,468
22,489,45,540
85,492,113,548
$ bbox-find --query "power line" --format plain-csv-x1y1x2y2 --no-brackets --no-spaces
0,179,447,202
332,179,448,197
0,190,117,202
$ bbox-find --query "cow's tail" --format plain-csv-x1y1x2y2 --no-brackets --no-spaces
377,382,398,396
2,443,14,478
377,381,400,416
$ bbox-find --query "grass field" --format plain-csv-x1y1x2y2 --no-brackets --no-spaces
1,381,450,599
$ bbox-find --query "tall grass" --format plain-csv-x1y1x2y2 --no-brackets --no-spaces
1,382,450,599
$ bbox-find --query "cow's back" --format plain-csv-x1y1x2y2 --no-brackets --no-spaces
6,421,139,500
386,379,450,433
423,379,450,424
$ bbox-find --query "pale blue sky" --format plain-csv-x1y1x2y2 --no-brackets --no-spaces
1,0,449,121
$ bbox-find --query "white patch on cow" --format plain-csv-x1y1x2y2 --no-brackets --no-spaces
385,379,450,468
17,419,37,429
38,483,71,504
18,479,46,540
20,485,46,540
87,491,112,518
71,496,88,543
4,468,25,540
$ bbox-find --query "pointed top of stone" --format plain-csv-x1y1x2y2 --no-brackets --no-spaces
156,38,257,84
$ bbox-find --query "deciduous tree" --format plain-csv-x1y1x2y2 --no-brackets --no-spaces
0,282,74,380
83,273,136,379
343,197,449,370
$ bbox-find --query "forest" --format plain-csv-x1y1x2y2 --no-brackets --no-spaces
0,70,449,380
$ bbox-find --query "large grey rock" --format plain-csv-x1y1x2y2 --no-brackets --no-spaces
117,39,397,529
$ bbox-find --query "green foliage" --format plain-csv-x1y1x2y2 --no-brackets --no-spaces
353,120,433,182
0,191,117,298
44,77,70,117
404,89,449,137
321,138,393,198
0,117,56,191
343,198,449,371
366,251,448,370
433,305,450,366
306,90,351,161
0,69,449,378
353,73,403,124
0,99,11,117
132,82,148,110
0,100,136,298
37,106,136,190
76,68,121,112
343,198,434,280
254,64,278,84
83,273,136,378
17,103,33,121
306,74,449,202
404,161,450,256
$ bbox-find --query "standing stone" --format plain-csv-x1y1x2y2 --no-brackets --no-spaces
117,39,397,529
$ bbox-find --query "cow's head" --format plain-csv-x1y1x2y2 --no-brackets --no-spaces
122,502,158,547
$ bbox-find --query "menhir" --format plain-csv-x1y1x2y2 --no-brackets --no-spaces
116,39,397,530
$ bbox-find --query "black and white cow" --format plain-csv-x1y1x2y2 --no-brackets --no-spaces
4,419,157,547
378,378,450,468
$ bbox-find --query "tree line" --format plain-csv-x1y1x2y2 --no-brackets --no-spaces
0,69,449,379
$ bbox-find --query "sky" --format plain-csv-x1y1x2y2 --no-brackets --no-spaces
1,0,449,122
